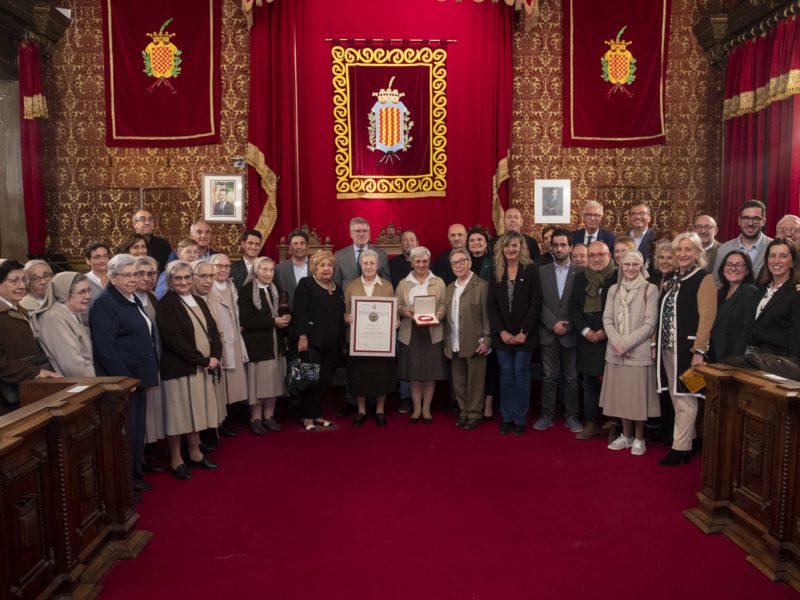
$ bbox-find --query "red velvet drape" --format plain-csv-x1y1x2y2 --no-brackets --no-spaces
247,0,513,258
721,17,800,240
18,40,48,255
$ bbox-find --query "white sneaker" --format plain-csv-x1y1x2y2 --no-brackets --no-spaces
607,434,633,450
631,439,646,456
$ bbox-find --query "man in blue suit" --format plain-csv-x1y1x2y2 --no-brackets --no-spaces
627,202,655,266
571,200,615,254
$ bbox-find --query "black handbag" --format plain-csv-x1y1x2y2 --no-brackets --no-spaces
286,351,320,394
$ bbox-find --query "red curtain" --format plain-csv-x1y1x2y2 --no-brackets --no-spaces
247,0,513,258
721,17,800,239
18,40,48,255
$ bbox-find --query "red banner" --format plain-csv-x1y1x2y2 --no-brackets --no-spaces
563,0,670,148
102,0,221,147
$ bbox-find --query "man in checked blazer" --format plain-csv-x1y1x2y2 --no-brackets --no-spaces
333,216,390,290
535,228,584,433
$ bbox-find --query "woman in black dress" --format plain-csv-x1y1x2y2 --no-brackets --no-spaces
709,251,759,362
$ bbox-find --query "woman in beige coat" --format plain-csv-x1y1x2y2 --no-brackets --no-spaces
600,250,659,456
396,246,447,423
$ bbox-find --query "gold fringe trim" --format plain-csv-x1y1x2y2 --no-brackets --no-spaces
336,191,446,199
23,94,48,120
492,155,509,235
245,141,278,250
723,69,800,120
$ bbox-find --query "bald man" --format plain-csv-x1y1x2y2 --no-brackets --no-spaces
167,219,218,262
492,207,542,262
776,214,800,245
692,215,720,272
433,223,468,285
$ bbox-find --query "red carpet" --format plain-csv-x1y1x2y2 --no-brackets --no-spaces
100,411,797,599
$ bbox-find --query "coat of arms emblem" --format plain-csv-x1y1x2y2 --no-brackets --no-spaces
367,77,414,164
601,26,636,98
142,18,182,94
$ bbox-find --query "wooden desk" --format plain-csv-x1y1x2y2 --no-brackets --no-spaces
0,377,151,599
685,363,800,592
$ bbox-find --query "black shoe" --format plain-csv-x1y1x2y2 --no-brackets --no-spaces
142,461,164,474
376,413,388,427
133,479,153,492
187,455,219,470
658,449,691,466
352,413,367,428
453,416,467,428
218,424,237,438
250,420,266,435
499,422,513,435
463,419,481,430
423,417,433,425
512,424,525,436
171,464,192,480
337,404,358,417
262,418,282,432
409,415,421,424
199,442,216,454
482,415,494,422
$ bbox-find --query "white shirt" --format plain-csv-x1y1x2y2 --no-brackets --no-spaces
449,273,473,352
630,228,650,251
86,271,104,288
404,270,435,305
214,280,228,291
360,275,383,297
293,260,309,284
756,281,783,319
128,291,153,334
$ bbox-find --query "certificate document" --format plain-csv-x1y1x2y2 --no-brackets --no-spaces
350,296,397,357
413,294,439,325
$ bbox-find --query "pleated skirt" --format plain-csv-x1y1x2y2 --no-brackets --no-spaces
163,370,219,436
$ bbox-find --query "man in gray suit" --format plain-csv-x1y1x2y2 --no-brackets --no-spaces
712,199,773,282
275,228,309,305
535,228,583,433
333,216,390,289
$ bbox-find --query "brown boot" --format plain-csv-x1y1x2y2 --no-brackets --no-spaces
576,422,598,440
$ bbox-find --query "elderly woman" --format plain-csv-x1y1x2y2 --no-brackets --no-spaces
239,256,290,434
117,232,149,257
444,248,491,430
209,254,251,434
487,231,542,435
651,240,676,291
344,249,396,427
710,251,759,362
0,260,60,413
293,250,345,431
19,259,53,312
90,254,159,495
396,246,447,424
600,250,660,456
133,256,166,457
30,272,94,377
724,239,800,379
656,232,717,466
157,260,222,479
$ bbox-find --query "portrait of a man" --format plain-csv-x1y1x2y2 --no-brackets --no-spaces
212,183,235,216
542,187,563,217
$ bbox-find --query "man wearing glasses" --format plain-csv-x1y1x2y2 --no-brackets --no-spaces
692,215,720,271
132,209,172,272
571,200,615,254
775,214,800,246
333,216,390,289
712,200,773,280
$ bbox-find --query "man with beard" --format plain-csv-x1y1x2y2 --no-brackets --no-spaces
712,200,773,281
692,215,720,273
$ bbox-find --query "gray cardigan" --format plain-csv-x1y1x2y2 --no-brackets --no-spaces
602,282,659,367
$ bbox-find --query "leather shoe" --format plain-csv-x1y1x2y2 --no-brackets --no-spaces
171,464,192,480
453,416,468,428
423,417,433,425
408,416,421,424
499,422,513,435
218,424,237,438
187,455,219,470
376,413,388,427
512,424,525,436
658,449,691,466
262,418,282,432
337,404,358,417
352,413,367,428
133,479,152,492
142,461,164,474
463,418,481,430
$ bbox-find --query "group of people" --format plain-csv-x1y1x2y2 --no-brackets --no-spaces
1,199,799,500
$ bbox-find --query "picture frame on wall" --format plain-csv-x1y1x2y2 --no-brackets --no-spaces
533,179,571,224
202,173,245,224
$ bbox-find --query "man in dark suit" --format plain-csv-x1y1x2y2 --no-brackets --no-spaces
433,223,467,285
571,200,615,254
493,207,542,263
535,228,583,433
231,229,262,290
212,185,235,216
133,208,172,272
275,228,309,305
568,241,616,440
627,202,654,266
389,229,418,287
333,217,390,289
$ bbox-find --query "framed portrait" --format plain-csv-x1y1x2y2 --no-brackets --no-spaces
533,179,571,224
202,173,245,223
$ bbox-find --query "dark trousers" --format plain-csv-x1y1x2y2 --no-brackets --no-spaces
301,345,339,419
540,341,579,418
581,373,601,424
128,387,146,482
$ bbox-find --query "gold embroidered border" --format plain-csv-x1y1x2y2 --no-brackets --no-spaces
245,142,278,248
492,155,509,234
331,46,447,199
723,69,800,121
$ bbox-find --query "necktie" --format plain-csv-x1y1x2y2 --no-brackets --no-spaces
587,234,594,244
356,248,362,274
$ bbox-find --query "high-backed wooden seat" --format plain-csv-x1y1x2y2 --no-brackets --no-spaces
277,224,333,260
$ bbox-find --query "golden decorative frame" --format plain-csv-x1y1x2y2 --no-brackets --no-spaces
331,46,447,199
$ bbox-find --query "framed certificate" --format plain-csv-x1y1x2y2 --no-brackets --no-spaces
349,296,397,357
413,295,439,325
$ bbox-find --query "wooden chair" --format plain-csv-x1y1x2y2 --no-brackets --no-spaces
373,223,404,256
277,224,333,260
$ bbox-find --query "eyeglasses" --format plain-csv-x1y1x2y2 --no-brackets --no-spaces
724,262,747,271
172,275,193,282
351,229,370,234
739,216,763,223
629,211,649,217
134,217,155,223
137,271,157,278
777,228,800,235
71,289,92,297
194,273,214,280
450,258,469,267
583,213,602,219
693,225,715,231
29,273,53,283
113,272,138,279
587,252,609,259
213,264,231,270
